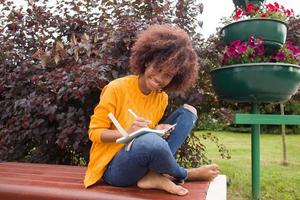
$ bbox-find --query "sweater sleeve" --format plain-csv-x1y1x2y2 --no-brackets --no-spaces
156,93,169,126
88,84,117,143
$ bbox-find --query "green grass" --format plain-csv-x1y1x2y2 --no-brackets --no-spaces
196,131,300,200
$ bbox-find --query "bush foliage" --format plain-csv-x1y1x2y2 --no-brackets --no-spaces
0,0,231,166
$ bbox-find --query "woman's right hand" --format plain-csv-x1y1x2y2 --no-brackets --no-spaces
127,117,151,134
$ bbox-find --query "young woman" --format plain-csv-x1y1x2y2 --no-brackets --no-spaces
84,24,219,196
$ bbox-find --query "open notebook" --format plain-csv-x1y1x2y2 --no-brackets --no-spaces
108,113,176,144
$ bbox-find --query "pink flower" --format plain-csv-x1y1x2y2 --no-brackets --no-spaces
256,36,263,45
238,44,248,53
266,3,278,12
287,42,300,55
247,3,254,13
231,40,241,47
284,9,291,16
227,47,240,58
233,8,245,20
275,52,286,61
248,35,255,48
246,2,259,14
255,44,264,56
260,13,269,18
222,53,229,63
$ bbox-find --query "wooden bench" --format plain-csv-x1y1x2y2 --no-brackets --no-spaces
0,162,226,200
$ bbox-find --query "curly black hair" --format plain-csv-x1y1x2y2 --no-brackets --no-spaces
129,24,199,92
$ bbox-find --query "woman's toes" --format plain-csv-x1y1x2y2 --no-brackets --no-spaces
174,185,189,196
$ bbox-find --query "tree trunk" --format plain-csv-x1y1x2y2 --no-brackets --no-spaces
280,103,288,166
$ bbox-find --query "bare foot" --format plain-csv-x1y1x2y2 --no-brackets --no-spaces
162,174,185,185
137,171,189,196
187,164,220,181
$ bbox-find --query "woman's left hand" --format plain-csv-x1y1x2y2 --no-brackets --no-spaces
155,124,175,139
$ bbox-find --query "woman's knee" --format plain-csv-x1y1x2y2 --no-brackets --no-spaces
133,133,170,154
175,104,197,127
183,104,198,118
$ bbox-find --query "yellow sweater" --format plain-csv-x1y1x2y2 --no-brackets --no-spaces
84,75,168,188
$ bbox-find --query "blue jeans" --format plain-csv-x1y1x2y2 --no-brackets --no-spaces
103,106,197,187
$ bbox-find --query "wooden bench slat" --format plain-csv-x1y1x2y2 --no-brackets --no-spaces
0,181,208,200
0,184,142,200
0,172,83,184
0,169,83,180
0,162,212,200
0,162,85,173
0,177,83,188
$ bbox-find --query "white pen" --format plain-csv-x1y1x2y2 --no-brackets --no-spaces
128,108,151,124
128,108,138,119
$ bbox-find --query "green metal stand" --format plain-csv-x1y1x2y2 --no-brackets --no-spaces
234,104,300,200
251,103,260,200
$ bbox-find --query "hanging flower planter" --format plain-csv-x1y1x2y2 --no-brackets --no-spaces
222,2,294,53
232,0,265,9
221,18,287,53
211,63,300,103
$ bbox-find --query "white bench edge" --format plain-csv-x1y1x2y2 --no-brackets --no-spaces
206,175,227,200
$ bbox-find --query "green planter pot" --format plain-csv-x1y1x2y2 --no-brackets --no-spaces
233,0,265,8
221,19,287,53
211,63,300,103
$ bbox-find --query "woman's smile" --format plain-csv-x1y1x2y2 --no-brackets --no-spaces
148,77,162,90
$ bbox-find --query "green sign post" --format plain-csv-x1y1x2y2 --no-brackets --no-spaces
234,102,300,200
